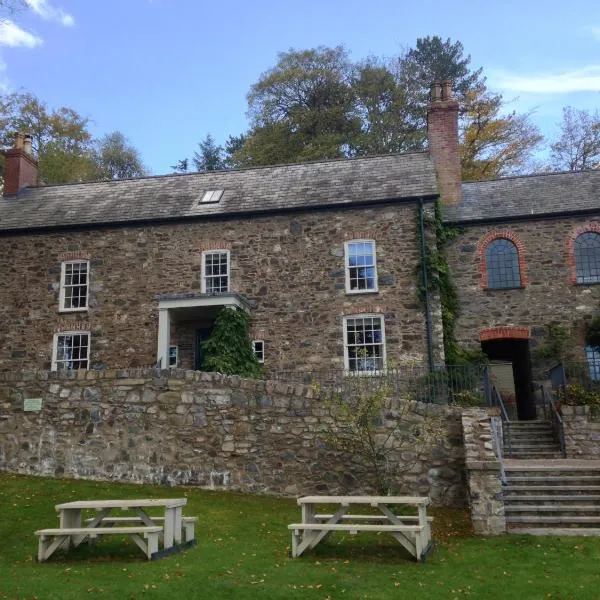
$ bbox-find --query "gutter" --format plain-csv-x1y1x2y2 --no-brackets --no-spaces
418,198,435,372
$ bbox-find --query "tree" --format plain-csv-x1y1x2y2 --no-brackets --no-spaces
94,131,147,180
551,107,600,171
171,158,189,173
351,59,419,155
322,376,444,494
192,134,225,171
223,134,246,168
0,92,97,184
399,36,485,118
460,87,543,180
200,309,263,378
233,46,361,166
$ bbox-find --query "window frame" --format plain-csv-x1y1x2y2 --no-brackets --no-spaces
51,331,90,371
168,345,178,368
344,239,378,294
484,238,522,290
252,340,265,364
201,250,230,294
343,314,386,374
59,260,90,312
574,231,600,285
586,345,600,381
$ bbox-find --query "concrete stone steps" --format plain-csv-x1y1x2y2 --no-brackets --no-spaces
502,460,600,534
507,528,600,536
505,495,600,504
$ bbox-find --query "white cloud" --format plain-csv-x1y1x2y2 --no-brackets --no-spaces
491,66,600,94
0,20,42,48
24,0,74,27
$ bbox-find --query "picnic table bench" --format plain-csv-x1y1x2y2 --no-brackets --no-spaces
288,495,433,561
35,498,195,562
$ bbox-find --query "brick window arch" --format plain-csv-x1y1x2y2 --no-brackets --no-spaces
477,231,528,289
567,223,600,285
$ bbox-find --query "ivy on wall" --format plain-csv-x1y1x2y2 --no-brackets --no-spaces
417,201,488,367
201,308,263,378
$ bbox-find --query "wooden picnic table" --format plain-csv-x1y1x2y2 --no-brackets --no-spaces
288,495,433,561
36,498,195,562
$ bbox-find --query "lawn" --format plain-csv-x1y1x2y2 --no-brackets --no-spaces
0,473,599,599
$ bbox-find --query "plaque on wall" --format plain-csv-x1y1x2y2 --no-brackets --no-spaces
24,398,43,412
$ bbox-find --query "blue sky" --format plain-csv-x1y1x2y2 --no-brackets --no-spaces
0,0,599,174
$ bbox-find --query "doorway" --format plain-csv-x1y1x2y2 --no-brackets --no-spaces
194,327,213,370
481,338,536,420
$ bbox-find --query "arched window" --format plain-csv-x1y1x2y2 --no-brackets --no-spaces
575,232,600,284
485,239,521,289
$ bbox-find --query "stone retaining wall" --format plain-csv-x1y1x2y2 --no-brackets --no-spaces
461,408,506,534
0,369,466,505
561,405,600,459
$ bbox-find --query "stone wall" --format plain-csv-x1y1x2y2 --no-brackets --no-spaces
461,409,505,534
447,215,600,359
0,369,466,505
0,202,443,373
561,405,600,459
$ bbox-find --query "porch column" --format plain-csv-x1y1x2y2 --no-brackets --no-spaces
157,308,171,368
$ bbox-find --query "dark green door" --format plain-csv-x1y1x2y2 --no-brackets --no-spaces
194,328,212,370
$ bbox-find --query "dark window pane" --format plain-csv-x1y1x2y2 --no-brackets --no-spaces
486,239,521,289
575,232,600,284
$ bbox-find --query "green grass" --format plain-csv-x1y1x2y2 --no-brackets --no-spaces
1,473,599,599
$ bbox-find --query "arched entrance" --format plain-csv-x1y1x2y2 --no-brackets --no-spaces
480,327,536,420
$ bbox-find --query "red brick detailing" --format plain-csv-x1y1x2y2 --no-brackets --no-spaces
476,230,528,289
344,231,377,241
479,326,530,342
55,320,91,333
197,242,232,251
58,252,91,261
343,305,386,316
427,99,460,205
566,222,600,285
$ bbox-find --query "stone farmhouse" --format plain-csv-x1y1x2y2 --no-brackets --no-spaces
1,82,599,426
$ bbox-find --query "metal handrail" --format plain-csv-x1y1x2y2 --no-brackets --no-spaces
540,385,566,457
490,384,512,457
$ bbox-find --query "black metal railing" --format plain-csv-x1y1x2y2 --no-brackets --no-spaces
486,379,512,457
268,365,487,406
539,384,565,456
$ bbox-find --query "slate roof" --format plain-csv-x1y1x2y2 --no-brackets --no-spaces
0,152,437,232
444,170,600,224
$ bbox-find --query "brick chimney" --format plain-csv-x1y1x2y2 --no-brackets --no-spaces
3,132,38,196
427,80,461,204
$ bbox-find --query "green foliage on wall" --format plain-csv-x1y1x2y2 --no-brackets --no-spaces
417,201,488,367
200,308,263,379
534,322,571,362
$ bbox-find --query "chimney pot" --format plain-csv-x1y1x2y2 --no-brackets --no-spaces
431,81,442,102
441,80,452,101
23,134,32,155
14,132,24,149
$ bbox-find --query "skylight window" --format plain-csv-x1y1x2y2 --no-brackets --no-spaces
201,189,224,203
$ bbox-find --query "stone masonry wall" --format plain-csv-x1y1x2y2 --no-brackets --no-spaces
0,369,466,505
0,202,443,373
447,215,600,359
461,408,505,535
561,405,600,459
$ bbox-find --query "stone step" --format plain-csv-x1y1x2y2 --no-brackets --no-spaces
507,422,553,428
505,443,562,450
507,516,600,525
504,495,600,503
507,528,600,536
505,505,600,513
505,485,600,493
504,452,564,459
505,476,600,484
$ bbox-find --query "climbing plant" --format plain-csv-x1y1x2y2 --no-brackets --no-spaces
200,308,263,378
416,200,488,367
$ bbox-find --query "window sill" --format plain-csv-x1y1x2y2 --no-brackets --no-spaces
483,286,526,292
58,307,89,313
345,289,379,295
